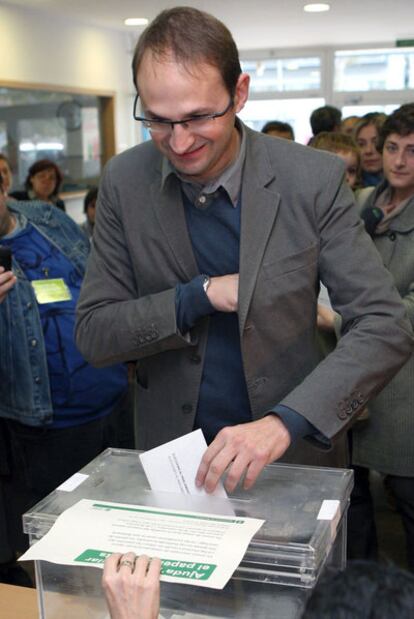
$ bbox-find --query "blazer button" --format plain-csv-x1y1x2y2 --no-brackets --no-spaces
182,403,193,414
337,409,348,420
388,232,396,241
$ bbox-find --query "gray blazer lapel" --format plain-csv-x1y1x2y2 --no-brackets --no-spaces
238,132,281,331
151,175,199,281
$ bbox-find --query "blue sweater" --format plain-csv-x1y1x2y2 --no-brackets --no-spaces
176,189,314,444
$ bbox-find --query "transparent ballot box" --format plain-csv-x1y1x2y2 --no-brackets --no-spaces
23,448,353,619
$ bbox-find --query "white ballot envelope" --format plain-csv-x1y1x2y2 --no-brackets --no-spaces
140,429,228,498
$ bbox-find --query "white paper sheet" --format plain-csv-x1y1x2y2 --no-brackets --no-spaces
140,429,227,498
20,498,264,589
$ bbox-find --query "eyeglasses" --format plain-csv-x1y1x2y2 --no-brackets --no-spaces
133,94,234,134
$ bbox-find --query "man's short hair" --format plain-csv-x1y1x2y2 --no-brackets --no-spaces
312,131,359,158
131,7,241,97
261,120,295,140
303,561,414,619
310,105,342,136
377,103,414,152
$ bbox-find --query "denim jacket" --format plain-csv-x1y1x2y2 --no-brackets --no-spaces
0,200,90,426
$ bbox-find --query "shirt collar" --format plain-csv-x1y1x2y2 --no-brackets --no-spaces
161,118,246,208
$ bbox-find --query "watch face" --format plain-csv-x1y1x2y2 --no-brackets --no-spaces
57,101,82,131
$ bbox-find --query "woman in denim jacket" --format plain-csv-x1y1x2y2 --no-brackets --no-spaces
0,196,132,585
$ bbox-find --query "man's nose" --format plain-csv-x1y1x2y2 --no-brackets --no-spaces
168,124,196,154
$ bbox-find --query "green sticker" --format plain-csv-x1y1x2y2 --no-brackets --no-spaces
31,278,72,304
74,549,216,580
75,549,112,564
161,559,216,581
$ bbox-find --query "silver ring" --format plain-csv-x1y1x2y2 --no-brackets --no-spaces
119,559,134,569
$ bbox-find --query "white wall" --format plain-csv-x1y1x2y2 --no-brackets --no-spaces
0,2,138,152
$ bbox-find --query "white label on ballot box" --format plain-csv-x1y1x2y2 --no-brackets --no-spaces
56,472,89,492
317,499,341,539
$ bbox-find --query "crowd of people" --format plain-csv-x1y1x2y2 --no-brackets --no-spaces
264,103,414,572
1,5,414,619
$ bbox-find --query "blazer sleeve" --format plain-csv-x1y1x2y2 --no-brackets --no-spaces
75,160,194,367
280,159,414,441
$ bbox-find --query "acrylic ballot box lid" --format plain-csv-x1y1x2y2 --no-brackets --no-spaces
23,448,352,593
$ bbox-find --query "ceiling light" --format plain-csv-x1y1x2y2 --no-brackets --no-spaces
124,18,149,26
303,3,330,12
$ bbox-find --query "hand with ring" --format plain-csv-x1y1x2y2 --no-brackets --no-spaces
102,552,161,619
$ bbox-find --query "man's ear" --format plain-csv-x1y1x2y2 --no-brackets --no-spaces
234,73,250,114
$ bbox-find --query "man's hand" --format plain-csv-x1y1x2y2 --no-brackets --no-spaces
102,552,161,619
196,415,291,494
206,273,239,312
0,267,16,303
317,304,336,332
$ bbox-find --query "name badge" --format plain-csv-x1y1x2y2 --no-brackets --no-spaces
31,278,72,304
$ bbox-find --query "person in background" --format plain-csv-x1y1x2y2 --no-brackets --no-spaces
303,561,414,618
0,187,133,586
261,120,295,141
80,186,98,241
10,158,66,211
347,103,414,571
309,105,342,137
311,132,361,355
341,114,360,136
311,132,360,189
0,155,13,197
354,114,385,187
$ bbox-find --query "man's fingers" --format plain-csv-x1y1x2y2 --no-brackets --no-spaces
223,444,272,492
242,458,268,491
195,435,227,487
221,451,251,493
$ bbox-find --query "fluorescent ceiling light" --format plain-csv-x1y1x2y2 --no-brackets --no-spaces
304,3,330,12
124,18,149,26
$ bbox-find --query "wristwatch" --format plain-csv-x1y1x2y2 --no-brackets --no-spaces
202,275,211,294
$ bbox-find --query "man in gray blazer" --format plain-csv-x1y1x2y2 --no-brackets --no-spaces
76,7,413,494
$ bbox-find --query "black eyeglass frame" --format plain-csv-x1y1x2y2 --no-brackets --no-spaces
133,94,234,130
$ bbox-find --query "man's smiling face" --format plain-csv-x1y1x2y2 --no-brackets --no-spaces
136,50,249,184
